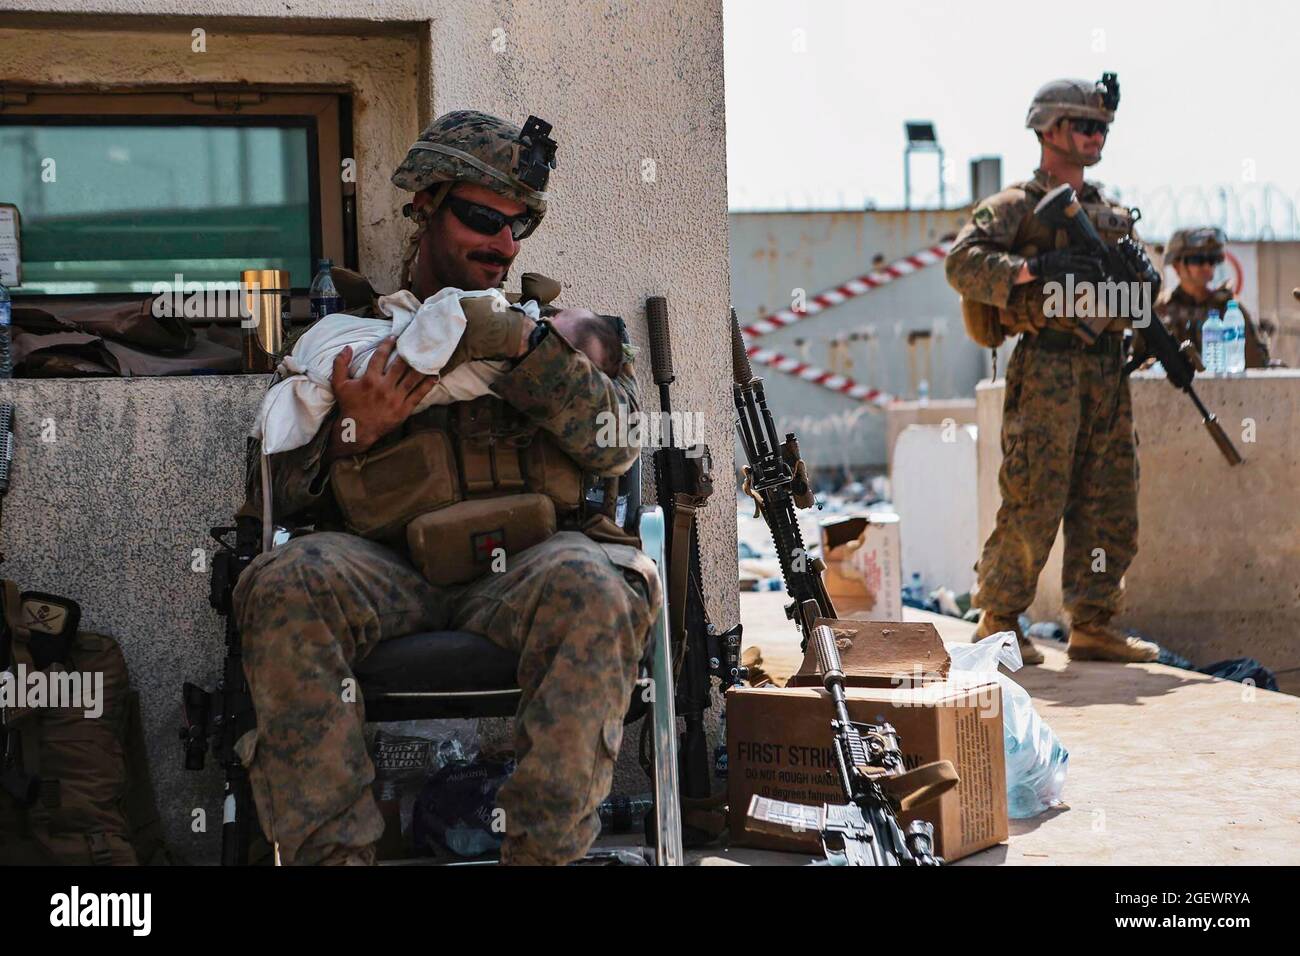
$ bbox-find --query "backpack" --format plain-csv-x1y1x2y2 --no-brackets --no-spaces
0,580,166,865
960,298,1007,349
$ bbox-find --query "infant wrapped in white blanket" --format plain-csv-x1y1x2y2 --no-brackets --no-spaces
252,287,621,455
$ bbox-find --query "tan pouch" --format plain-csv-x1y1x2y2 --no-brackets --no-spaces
523,431,583,512
961,297,1006,348
331,430,461,543
407,493,556,587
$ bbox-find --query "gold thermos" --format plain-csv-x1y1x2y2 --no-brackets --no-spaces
240,269,291,373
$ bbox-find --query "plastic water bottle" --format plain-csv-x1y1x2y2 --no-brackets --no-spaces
1223,300,1246,376
1005,723,1070,819
1200,308,1225,375
308,259,343,323
0,281,12,379
902,571,924,606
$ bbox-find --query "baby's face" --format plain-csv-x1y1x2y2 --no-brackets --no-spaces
550,308,609,369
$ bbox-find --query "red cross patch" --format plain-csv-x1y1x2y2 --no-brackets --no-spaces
472,529,506,563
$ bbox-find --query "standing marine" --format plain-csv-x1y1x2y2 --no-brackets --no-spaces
946,75,1159,664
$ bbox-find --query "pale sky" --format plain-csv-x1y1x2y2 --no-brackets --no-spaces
723,0,1300,237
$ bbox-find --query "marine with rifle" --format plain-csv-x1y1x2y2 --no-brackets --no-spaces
948,73,1182,664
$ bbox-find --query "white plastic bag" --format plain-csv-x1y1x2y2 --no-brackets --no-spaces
947,631,1068,818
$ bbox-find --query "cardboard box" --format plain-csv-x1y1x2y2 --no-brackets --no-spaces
820,512,902,621
727,680,1008,862
788,617,950,688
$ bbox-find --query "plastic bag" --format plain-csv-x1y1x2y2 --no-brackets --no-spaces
365,719,481,837
947,632,1068,819
412,754,516,858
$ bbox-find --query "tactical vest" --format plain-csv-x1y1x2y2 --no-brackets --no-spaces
324,272,632,585
1001,178,1135,337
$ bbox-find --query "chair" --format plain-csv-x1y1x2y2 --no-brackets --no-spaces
351,466,684,865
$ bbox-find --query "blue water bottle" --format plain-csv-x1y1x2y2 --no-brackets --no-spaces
0,280,12,379
1223,300,1246,376
1200,308,1224,375
308,259,344,323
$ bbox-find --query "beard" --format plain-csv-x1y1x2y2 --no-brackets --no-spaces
419,243,513,293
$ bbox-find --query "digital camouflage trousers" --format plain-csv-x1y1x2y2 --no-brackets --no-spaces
231,530,659,865
975,337,1138,627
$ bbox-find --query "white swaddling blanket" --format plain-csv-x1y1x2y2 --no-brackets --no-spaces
252,287,536,454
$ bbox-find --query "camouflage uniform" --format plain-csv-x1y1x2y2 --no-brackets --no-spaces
948,167,1139,636
1157,228,1271,367
231,111,660,866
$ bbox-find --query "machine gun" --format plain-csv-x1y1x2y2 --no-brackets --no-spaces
179,511,261,866
731,308,836,652
644,297,744,841
1033,183,1243,466
746,624,957,865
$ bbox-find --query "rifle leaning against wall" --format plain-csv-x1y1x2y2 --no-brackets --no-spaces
730,308,836,652
1033,183,1243,466
643,296,744,843
179,490,261,866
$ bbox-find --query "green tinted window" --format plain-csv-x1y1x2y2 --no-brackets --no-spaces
0,121,314,295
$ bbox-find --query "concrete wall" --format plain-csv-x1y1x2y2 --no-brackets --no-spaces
884,398,977,477
977,368,1300,695
0,0,735,861
729,207,976,470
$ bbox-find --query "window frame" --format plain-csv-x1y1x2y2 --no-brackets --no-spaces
0,86,354,307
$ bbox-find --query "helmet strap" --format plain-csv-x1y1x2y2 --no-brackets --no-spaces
1042,120,1101,167
400,182,454,292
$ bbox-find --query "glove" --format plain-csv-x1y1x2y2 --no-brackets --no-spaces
1027,248,1104,284
457,296,535,360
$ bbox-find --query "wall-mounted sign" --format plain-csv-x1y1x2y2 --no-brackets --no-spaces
0,205,21,288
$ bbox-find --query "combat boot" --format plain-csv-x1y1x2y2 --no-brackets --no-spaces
1067,622,1158,662
973,611,1044,666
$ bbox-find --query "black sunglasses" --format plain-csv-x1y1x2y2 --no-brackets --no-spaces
1184,254,1224,267
1070,118,1109,137
444,195,538,240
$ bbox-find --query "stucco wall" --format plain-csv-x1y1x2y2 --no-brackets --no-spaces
0,0,735,861
977,368,1300,694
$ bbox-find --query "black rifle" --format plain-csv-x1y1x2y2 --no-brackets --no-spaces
746,624,957,865
730,308,836,651
1034,183,1243,466
644,297,744,841
179,510,261,865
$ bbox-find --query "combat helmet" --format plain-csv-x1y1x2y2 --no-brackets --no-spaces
392,110,557,286
1165,226,1225,263
1025,73,1119,166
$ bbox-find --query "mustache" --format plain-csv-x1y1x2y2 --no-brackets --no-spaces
468,251,512,268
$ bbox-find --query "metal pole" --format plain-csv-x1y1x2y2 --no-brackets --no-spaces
639,508,684,866
904,146,912,210
938,146,946,210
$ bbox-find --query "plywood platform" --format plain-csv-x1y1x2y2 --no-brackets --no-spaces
689,592,1300,866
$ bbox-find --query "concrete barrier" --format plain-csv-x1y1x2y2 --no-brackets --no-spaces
892,423,980,597
976,368,1300,693
885,398,977,476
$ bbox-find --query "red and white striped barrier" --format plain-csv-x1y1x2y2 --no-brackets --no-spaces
742,240,953,339
745,345,893,408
